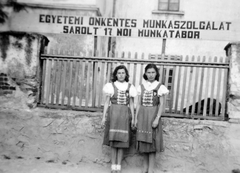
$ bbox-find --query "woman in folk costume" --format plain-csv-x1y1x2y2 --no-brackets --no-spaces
134,63,169,173
102,65,137,173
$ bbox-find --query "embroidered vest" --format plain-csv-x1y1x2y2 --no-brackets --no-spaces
110,83,131,105
141,83,161,107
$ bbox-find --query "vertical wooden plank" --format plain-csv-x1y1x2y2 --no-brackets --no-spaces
102,54,109,106
158,54,165,84
202,57,211,117
97,50,103,107
185,56,195,115
85,60,91,108
94,50,100,107
120,51,125,65
91,51,96,107
107,51,112,83
139,53,144,85
164,66,170,88
61,60,67,105
89,50,94,107
127,52,131,71
180,56,189,114
50,59,56,104
191,56,200,116
159,65,164,84
114,51,119,66
79,59,85,107
169,65,176,113
67,60,73,106
45,59,52,105
92,60,98,107
220,58,228,118
113,51,118,68
40,59,47,104
209,57,218,116
98,59,105,107
174,65,182,113
73,60,80,107
55,59,62,105
215,57,223,116
164,65,170,112
91,59,95,107
197,56,206,115
107,61,111,83
133,52,138,87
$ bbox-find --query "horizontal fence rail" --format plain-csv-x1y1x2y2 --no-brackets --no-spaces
39,50,229,120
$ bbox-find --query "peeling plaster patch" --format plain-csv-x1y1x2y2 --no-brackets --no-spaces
0,34,10,61
24,35,34,66
12,40,23,50
7,57,25,80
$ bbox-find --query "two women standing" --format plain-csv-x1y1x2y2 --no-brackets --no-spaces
102,64,169,173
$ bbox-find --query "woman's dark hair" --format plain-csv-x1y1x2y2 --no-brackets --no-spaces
143,63,160,81
112,65,129,82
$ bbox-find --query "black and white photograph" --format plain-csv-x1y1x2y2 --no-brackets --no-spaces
0,0,240,172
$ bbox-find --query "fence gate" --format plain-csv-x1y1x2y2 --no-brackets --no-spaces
38,50,229,120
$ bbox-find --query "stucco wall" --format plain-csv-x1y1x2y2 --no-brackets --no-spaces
0,4,102,55
15,7,98,54
0,108,239,173
0,32,48,109
226,42,240,120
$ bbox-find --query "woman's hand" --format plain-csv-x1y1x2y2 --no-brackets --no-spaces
152,116,160,128
102,96,110,128
133,118,138,129
101,117,106,128
131,119,135,129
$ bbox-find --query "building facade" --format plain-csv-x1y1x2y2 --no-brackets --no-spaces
1,0,239,57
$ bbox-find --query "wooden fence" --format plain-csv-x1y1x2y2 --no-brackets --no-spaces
39,50,229,120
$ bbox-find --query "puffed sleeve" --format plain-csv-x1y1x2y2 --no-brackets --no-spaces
158,85,169,96
129,84,137,97
102,83,114,96
137,85,142,96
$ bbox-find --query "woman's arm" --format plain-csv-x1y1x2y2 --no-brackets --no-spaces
134,95,141,127
129,97,135,128
152,95,165,128
101,95,110,127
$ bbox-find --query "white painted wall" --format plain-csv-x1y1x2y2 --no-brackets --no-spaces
17,0,97,5
15,0,110,55
108,0,240,58
8,0,240,57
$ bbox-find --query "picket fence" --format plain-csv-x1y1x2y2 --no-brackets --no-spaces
39,49,229,120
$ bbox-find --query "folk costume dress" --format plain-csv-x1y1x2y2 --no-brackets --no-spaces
103,81,137,148
136,80,169,153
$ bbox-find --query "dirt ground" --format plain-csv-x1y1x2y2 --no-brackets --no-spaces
0,107,163,173
0,157,142,173
1,107,240,173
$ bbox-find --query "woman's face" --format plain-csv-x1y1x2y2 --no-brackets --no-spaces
145,68,157,82
116,68,126,82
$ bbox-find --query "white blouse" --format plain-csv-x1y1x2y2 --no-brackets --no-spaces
103,81,137,97
137,80,169,96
